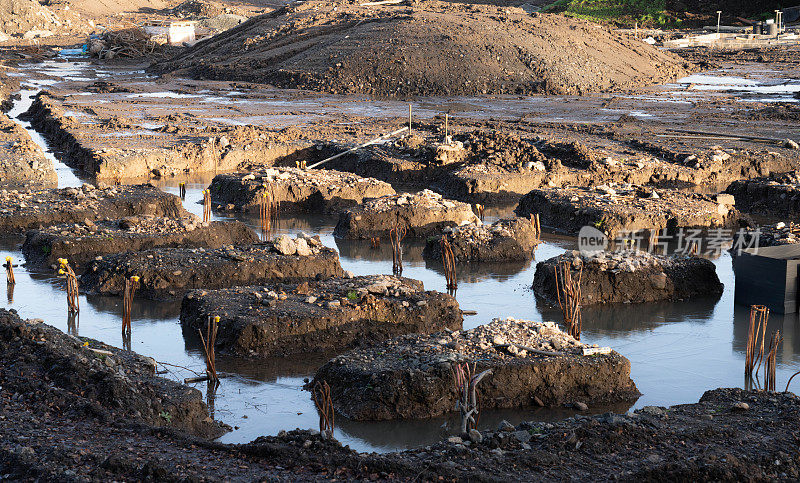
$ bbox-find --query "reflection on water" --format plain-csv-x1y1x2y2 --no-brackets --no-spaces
3,167,800,453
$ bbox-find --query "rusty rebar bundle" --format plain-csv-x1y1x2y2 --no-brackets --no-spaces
312,380,335,440
765,330,782,392
745,305,769,378
370,237,380,249
122,275,140,336
202,189,212,223
441,236,457,291
389,226,406,276
259,185,278,241
530,213,541,246
199,315,220,386
451,362,492,435
474,203,484,221
554,260,583,340
4,256,15,285
57,258,79,314
179,182,186,199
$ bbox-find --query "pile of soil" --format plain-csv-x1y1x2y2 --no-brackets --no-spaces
515,185,739,236
423,217,541,262
155,0,689,97
0,183,185,234
81,234,345,299
0,0,60,36
313,317,639,420
533,249,724,305
0,309,226,439
334,189,480,239
210,166,395,214
180,274,462,356
22,216,258,268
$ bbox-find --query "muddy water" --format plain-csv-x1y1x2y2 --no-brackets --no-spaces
3,59,800,453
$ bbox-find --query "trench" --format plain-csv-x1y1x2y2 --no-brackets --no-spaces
2,60,800,453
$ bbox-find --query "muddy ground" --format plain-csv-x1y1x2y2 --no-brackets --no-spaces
313,317,639,420
209,167,395,213
334,190,479,239
515,185,739,236
423,217,540,262
22,217,257,268
0,184,185,234
2,308,800,481
533,249,724,305
80,235,344,299
180,274,463,357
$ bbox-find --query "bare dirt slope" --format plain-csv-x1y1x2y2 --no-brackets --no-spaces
156,0,690,97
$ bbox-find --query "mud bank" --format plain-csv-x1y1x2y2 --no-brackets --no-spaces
0,309,226,439
0,111,57,189
81,235,344,299
533,250,724,306
334,190,479,239
313,317,639,420
0,184,185,234
156,0,688,97
209,167,395,214
180,275,462,357
26,93,313,181
22,216,257,268
515,185,738,236
322,126,796,205
735,222,800,248
726,173,800,220
423,217,540,262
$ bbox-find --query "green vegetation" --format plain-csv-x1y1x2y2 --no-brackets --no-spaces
543,0,680,27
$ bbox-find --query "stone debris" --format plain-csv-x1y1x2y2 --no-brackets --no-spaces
180,274,462,357
334,189,480,239
515,185,739,236
81,234,344,299
423,217,540,262
312,317,639,420
22,215,258,268
209,167,395,213
533,249,724,305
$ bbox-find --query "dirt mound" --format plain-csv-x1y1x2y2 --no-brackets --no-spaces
0,0,60,36
155,0,689,97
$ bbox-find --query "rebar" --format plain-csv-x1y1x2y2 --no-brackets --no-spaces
530,214,541,244
765,330,782,392
451,362,492,435
474,203,484,221
554,260,583,340
199,315,220,387
179,182,186,199
312,380,335,440
202,189,212,224
122,275,140,337
370,237,381,249
441,236,457,291
4,256,14,285
259,185,278,241
57,258,79,314
745,305,769,378
389,226,406,276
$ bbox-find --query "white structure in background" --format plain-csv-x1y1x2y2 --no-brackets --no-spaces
143,20,196,46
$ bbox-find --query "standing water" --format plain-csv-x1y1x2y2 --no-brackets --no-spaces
2,61,800,453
